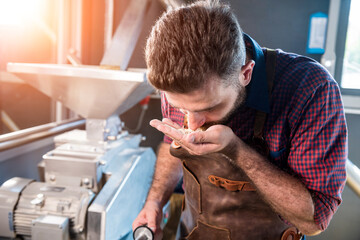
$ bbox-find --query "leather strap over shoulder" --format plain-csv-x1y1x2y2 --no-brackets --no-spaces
265,48,277,96
253,48,277,139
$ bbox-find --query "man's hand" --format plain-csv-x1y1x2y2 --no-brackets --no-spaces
132,200,163,240
150,118,239,156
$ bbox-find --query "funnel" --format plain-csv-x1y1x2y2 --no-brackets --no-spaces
7,63,154,119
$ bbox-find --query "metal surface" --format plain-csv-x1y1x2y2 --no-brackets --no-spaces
31,215,69,240
53,129,141,149
346,159,360,198
13,181,94,239
0,119,85,151
0,118,83,143
43,147,102,192
87,148,156,240
0,178,34,238
7,63,153,119
133,225,154,240
86,116,123,142
43,130,142,192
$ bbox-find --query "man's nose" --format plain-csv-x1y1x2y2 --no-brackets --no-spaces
187,112,205,131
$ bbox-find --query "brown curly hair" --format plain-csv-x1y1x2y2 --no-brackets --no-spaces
145,0,246,93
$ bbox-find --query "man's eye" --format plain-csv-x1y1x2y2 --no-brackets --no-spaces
205,107,216,113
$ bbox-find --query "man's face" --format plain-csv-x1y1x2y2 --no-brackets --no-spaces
165,75,246,131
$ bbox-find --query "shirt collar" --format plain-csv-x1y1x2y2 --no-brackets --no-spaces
243,33,270,113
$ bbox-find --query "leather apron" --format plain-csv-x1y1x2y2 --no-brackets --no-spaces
171,147,300,240
170,50,303,240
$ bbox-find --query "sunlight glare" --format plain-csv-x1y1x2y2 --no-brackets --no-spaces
0,0,42,26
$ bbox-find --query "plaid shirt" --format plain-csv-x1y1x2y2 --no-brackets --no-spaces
160,35,348,231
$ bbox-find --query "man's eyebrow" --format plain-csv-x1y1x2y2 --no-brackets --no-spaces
169,101,219,113
193,105,218,112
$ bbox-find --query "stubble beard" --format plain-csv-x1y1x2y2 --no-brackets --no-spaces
201,84,246,129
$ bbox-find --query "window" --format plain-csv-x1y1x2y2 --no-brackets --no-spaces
341,0,360,90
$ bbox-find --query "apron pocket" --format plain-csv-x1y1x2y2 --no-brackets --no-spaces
186,220,231,240
182,162,202,213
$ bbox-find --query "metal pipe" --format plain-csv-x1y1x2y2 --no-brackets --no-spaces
158,0,186,9
104,0,114,53
0,118,82,142
346,159,360,198
55,0,71,122
0,119,85,151
1,111,20,132
71,0,83,61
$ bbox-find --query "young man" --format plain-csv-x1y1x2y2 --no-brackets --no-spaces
133,1,347,239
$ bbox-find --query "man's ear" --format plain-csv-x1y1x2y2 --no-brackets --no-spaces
239,60,255,86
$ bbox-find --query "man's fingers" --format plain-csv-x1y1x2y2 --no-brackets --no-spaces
150,118,181,130
132,213,148,230
162,118,181,129
133,220,147,230
150,120,234,155
150,119,184,141
147,217,157,232
188,130,217,144
149,119,162,127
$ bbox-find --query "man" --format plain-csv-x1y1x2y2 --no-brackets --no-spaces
133,1,347,239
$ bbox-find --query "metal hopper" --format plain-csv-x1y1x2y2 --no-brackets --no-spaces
6,0,154,120
6,63,153,119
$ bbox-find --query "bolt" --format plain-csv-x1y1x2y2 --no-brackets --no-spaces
82,178,90,186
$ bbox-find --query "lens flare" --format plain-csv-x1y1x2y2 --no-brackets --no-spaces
0,0,42,26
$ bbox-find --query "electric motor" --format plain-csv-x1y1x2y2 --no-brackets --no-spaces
0,177,94,240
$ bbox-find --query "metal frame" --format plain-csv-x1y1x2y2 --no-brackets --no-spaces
346,159,360,198
0,118,85,152
87,148,156,240
319,0,360,112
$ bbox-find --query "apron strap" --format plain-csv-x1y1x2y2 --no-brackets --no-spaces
253,48,277,139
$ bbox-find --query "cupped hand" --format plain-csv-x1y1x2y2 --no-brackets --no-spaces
150,118,239,156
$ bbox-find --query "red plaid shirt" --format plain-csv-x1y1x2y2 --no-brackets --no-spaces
160,36,347,231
